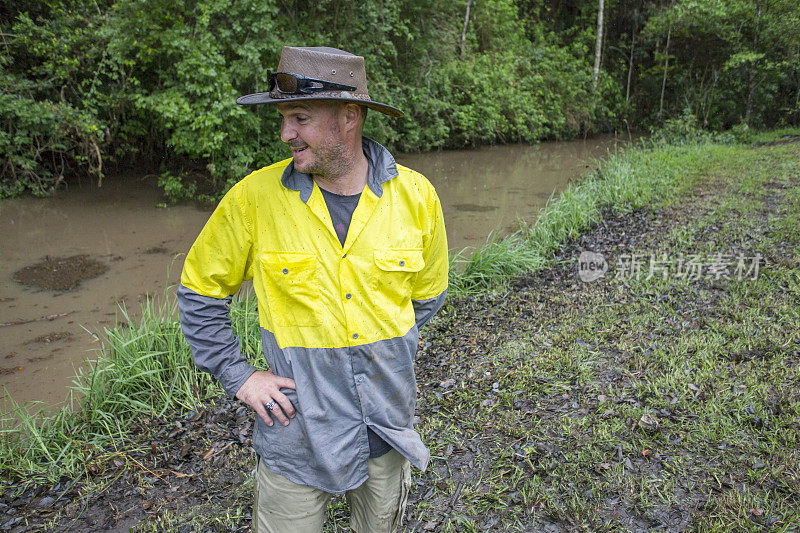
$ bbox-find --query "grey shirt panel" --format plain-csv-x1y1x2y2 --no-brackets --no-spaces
179,281,433,493
257,325,428,494
412,289,448,330
177,284,258,398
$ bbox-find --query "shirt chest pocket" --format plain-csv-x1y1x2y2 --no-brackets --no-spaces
371,249,424,316
260,252,321,327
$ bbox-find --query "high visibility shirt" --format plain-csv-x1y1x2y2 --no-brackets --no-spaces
178,138,448,493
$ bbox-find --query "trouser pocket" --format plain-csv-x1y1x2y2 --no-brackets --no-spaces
391,459,412,531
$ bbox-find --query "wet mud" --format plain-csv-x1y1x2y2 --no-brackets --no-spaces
0,397,255,532
13,256,108,291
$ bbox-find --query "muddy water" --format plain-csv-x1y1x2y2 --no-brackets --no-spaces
0,135,627,410
396,136,628,251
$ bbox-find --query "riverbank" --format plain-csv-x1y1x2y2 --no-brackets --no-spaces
2,134,799,530
0,135,626,409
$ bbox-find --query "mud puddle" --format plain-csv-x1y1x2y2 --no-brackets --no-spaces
13,255,109,291
0,177,211,410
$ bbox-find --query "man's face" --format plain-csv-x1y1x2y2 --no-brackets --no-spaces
276,101,349,178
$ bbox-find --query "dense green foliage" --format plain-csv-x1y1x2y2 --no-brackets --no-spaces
2,0,799,197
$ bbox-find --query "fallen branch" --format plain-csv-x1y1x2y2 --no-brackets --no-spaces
0,312,72,328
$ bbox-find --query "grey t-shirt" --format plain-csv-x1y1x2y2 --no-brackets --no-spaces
320,187,362,246
319,186,393,459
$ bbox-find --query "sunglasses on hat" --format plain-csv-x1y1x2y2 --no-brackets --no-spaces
268,71,356,95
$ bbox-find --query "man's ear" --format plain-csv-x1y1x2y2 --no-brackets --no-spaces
342,103,362,133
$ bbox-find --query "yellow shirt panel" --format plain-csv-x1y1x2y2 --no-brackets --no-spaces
181,160,448,350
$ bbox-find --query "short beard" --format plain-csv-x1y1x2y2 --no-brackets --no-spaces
302,121,354,180
303,141,353,181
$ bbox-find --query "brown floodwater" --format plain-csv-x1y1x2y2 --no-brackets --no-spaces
0,135,628,411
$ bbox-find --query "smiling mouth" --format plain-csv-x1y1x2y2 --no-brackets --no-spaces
291,146,308,154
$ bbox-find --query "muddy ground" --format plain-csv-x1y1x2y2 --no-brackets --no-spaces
2,208,674,532
13,256,108,292
2,142,799,531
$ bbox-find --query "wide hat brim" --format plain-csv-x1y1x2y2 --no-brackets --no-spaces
236,92,404,118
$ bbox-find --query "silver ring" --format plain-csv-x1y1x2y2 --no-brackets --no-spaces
265,401,276,411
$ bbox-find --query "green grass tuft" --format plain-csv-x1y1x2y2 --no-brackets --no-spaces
449,141,736,295
0,291,262,486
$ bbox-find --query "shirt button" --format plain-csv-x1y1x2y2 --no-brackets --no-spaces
352,333,358,339
364,417,370,424
346,293,352,299
357,376,364,383
282,268,289,274
399,260,405,267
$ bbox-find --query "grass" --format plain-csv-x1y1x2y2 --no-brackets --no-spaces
0,291,263,486
405,139,800,530
447,139,733,295
2,128,800,530
737,126,800,145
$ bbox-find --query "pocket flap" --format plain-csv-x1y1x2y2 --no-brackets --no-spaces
261,252,317,275
260,252,318,290
373,249,424,272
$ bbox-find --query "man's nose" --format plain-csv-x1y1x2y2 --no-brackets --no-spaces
280,120,296,143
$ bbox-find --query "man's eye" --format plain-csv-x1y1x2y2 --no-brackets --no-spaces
296,116,309,122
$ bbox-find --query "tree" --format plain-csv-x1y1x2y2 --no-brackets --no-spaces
593,0,605,91
643,0,800,127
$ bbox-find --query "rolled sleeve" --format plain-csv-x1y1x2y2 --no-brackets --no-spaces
177,284,257,398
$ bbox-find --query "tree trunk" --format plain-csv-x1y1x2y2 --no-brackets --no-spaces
592,0,605,91
744,67,756,128
626,24,635,104
658,20,671,118
744,4,762,128
794,79,800,124
705,69,720,128
460,0,472,57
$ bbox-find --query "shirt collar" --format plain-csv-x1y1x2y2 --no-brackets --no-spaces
280,137,399,203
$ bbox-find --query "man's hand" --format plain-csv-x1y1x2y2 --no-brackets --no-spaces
236,370,296,427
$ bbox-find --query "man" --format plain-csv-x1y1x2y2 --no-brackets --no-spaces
177,46,449,532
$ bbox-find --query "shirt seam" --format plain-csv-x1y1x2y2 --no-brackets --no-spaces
234,183,255,237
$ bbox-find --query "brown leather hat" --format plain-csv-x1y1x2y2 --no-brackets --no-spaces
236,46,403,117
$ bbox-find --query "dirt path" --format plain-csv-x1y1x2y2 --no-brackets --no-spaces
3,142,799,532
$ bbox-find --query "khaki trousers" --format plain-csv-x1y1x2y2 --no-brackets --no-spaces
253,449,411,533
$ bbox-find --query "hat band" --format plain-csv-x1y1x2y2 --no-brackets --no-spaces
268,89,373,102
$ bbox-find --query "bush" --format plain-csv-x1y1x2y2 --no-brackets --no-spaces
157,172,197,204
649,109,735,146
1,0,622,199
0,76,103,197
